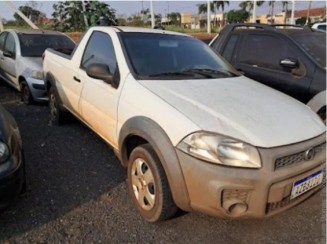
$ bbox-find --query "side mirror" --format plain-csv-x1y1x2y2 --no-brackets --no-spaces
3,51,13,58
86,63,113,84
280,58,299,69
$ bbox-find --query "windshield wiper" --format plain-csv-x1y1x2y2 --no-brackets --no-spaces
183,68,236,78
147,71,196,77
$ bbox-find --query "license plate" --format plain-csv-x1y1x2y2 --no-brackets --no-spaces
290,170,324,200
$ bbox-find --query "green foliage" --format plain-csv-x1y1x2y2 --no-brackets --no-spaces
296,17,310,25
13,5,44,26
226,9,250,23
167,12,181,26
52,1,117,32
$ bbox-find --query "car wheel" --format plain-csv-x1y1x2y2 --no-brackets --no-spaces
49,86,66,125
128,144,177,222
20,81,33,105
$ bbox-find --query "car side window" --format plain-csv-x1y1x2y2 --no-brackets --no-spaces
221,35,239,63
239,34,296,72
318,25,326,31
4,33,16,58
0,32,8,51
81,31,117,75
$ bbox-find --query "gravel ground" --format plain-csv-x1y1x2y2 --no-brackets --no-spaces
0,80,325,244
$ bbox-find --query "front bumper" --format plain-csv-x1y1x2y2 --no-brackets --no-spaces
177,133,326,218
26,77,48,102
0,145,25,210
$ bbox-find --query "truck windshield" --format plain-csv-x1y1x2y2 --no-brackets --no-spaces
120,32,238,79
291,32,326,68
18,34,76,57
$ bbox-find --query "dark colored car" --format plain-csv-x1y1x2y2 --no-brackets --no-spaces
210,24,326,121
0,104,25,210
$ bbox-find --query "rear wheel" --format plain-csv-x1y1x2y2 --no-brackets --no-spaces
20,81,33,105
127,144,177,222
49,86,67,125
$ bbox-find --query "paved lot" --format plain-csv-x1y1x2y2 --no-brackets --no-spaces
0,80,325,243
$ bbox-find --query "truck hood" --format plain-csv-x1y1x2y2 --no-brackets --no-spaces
139,76,325,148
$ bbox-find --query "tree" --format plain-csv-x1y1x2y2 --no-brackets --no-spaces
239,1,265,12
197,3,214,14
214,1,229,27
268,1,276,24
281,1,289,24
13,5,44,26
52,1,117,32
226,9,250,23
167,12,181,26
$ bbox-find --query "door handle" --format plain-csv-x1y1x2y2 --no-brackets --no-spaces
73,76,81,82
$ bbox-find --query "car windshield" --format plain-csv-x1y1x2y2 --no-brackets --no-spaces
120,32,238,79
18,34,76,57
291,32,326,68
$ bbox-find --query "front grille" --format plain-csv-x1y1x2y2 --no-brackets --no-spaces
275,142,326,170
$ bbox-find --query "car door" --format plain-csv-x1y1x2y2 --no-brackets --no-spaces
0,32,17,86
78,31,120,145
232,32,312,102
0,31,8,80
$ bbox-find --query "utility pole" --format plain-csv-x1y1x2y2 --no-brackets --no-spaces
82,0,89,28
305,0,312,25
291,0,295,24
0,14,3,32
207,0,211,33
167,1,170,26
252,0,257,23
150,0,155,28
5,1,39,29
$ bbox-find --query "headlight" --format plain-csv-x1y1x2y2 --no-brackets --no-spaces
0,141,9,164
31,70,44,80
177,132,261,168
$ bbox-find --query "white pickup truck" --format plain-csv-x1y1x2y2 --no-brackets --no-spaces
43,26,326,222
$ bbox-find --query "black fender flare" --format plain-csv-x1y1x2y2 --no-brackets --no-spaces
118,116,191,211
45,72,65,109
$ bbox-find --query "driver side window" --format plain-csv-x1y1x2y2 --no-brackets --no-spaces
4,33,16,59
81,31,117,75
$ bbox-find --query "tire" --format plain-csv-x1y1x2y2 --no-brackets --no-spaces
49,86,67,125
317,107,326,125
20,81,33,105
127,144,177,222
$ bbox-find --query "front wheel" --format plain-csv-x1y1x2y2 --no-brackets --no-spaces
128,144,177,222
20,81,33,105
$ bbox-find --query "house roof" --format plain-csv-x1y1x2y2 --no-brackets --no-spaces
295,7,326,18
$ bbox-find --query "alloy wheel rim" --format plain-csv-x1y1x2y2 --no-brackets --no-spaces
131,158,156,211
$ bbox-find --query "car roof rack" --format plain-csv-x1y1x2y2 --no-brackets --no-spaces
225,23,312,32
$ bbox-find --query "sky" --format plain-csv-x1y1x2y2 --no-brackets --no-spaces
0,0,326,20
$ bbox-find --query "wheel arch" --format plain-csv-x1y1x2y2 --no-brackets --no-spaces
118,116,191,211
306,90,326,114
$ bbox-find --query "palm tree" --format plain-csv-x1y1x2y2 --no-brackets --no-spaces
239,1,265,12
268,0,276,24
213,1,229,26
281,1,289,24
197,3,214,14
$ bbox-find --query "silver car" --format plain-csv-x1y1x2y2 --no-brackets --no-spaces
0,29,75,104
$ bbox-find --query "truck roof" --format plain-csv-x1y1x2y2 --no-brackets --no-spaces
90,26,190,37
